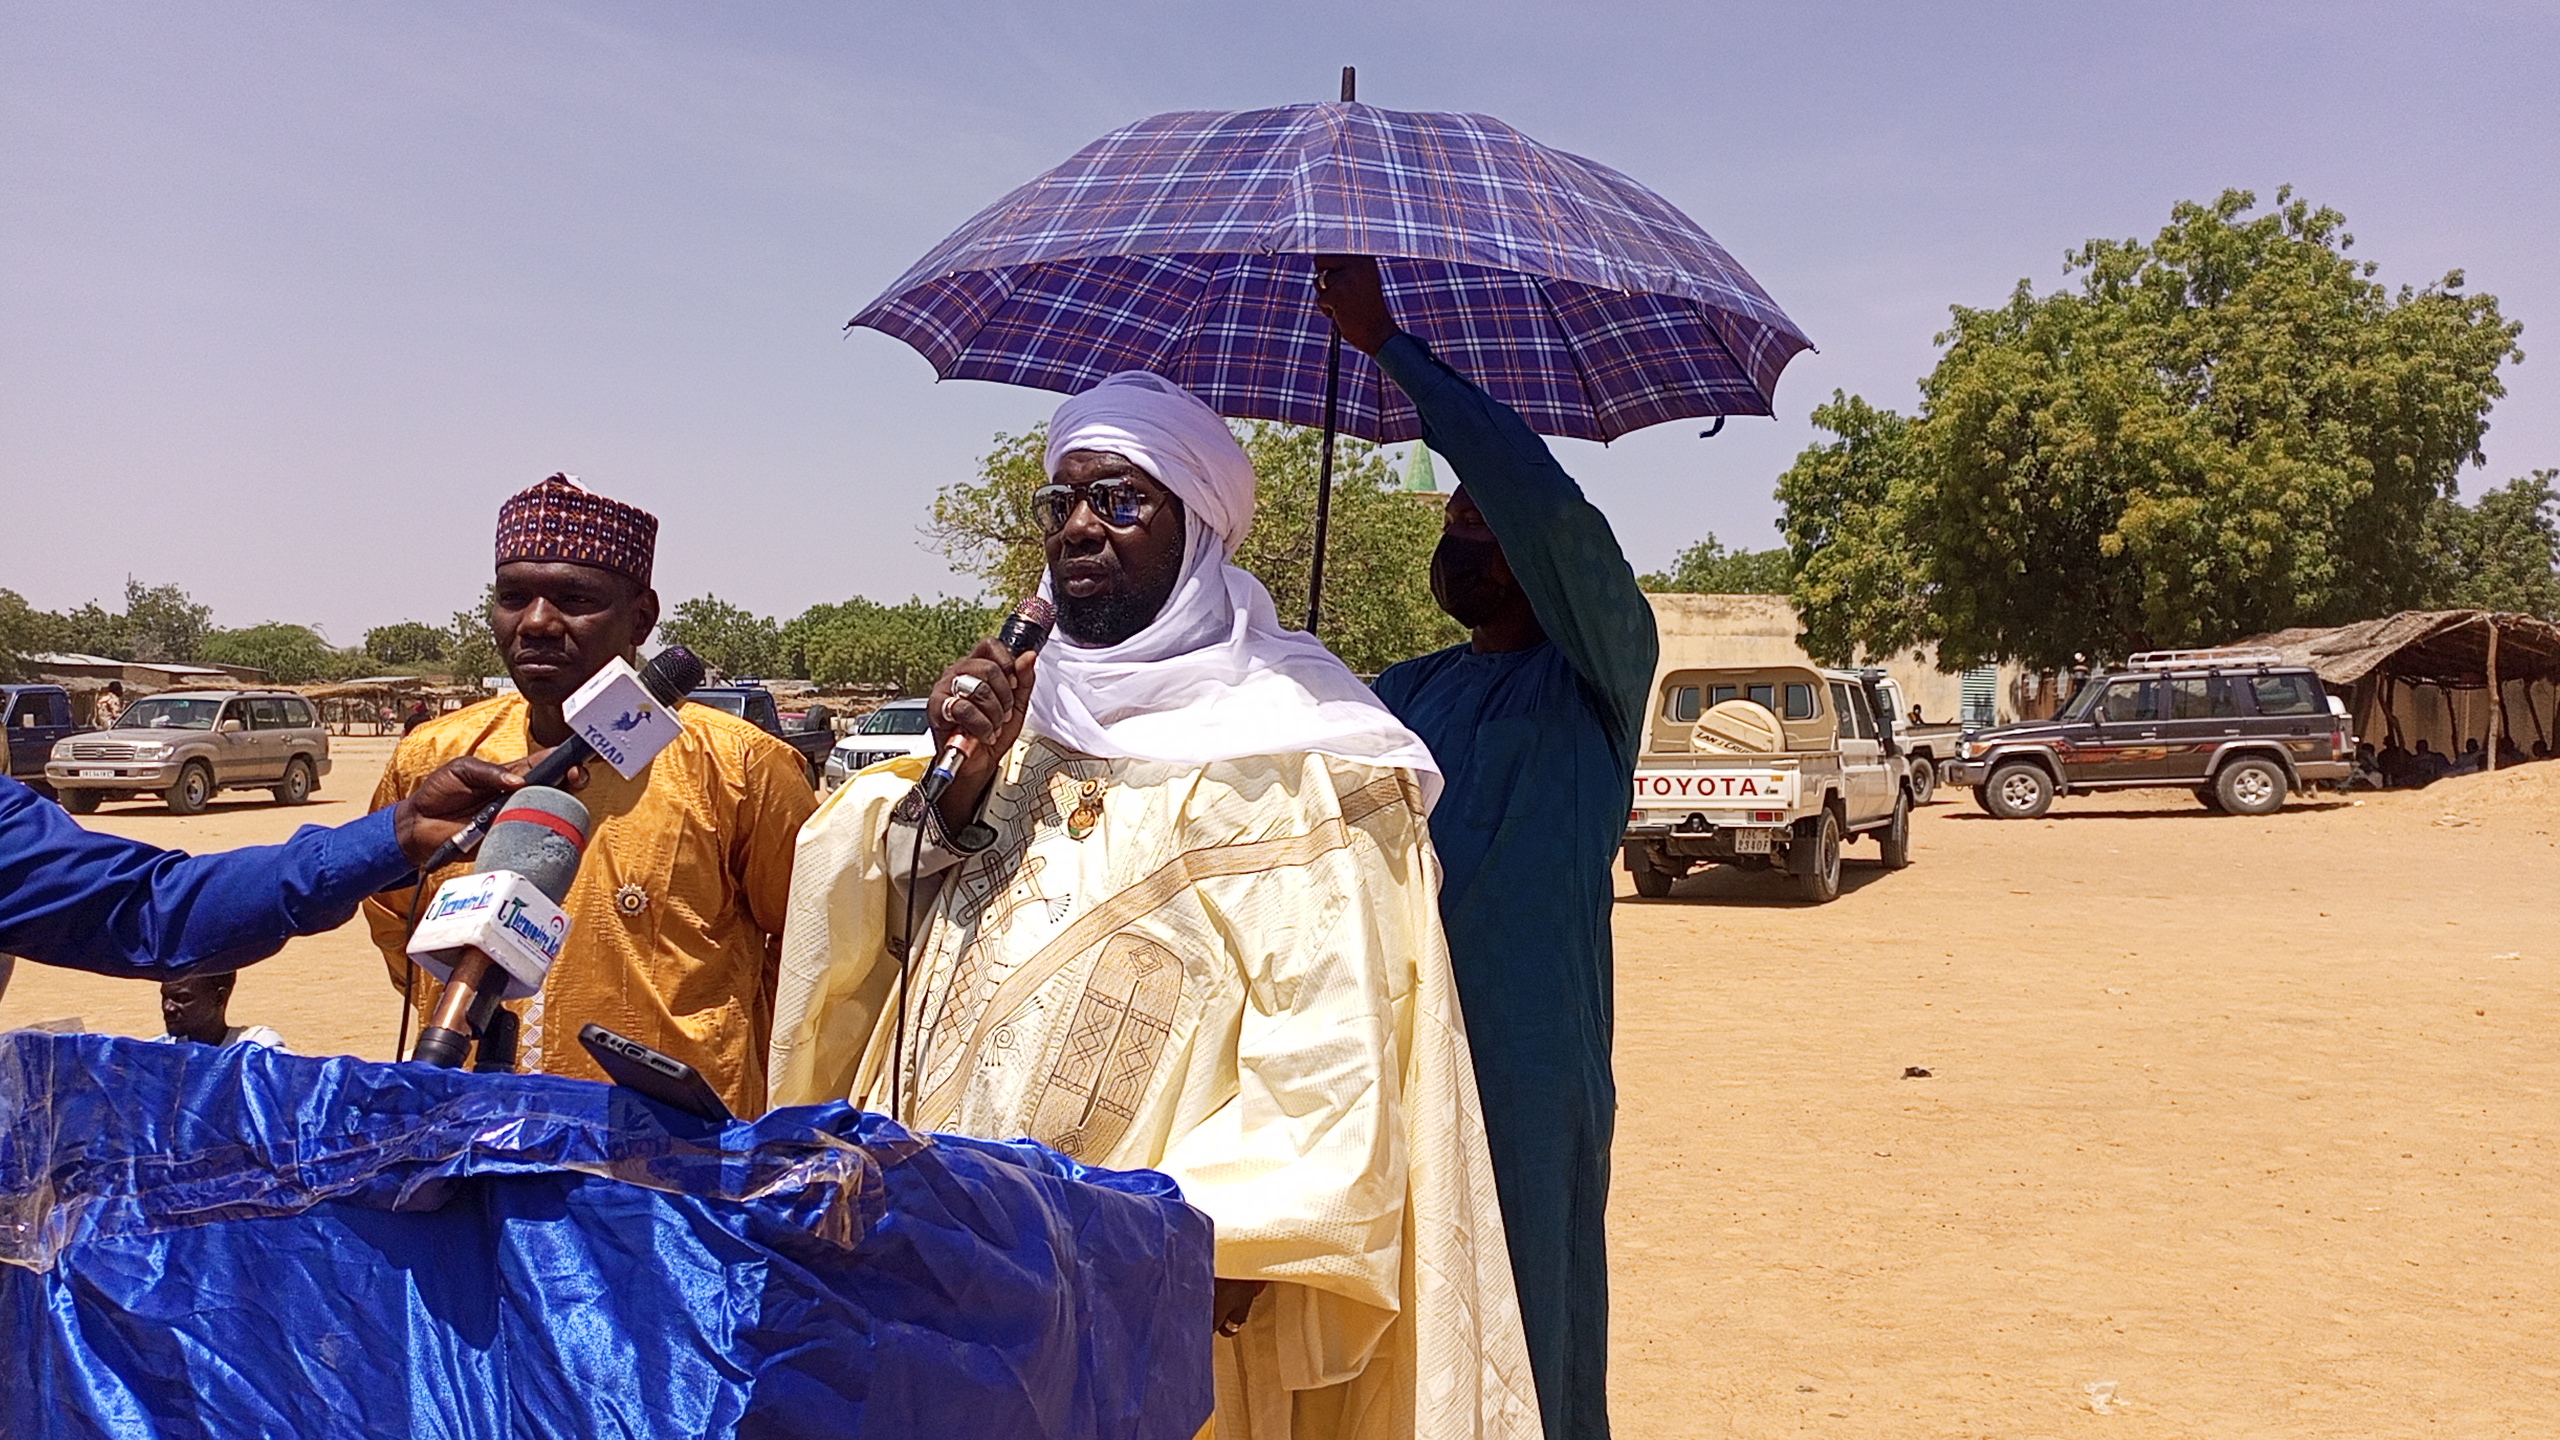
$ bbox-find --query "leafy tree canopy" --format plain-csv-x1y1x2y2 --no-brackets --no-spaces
2422,470,2560,619
1639,532,1794,596
660,597,783,680
1783,188,2524,669
363,621,448,668
928,420,1460,674
201,623,362,684
784,596,999,695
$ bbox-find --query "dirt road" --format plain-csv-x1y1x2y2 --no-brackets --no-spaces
4,742,2551,1436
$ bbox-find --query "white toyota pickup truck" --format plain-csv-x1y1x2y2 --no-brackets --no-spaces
1622,664,1916,902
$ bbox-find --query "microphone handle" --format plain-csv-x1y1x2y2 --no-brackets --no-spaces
419,735,598,873
918,619,1050,805
413,947,498,1068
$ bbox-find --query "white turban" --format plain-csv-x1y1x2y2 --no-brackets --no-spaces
1046,372,1259,549
1025,372,1442,806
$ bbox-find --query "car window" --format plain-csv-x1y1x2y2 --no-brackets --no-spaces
281,698,316,728
1784,683,1816,720
2098,679,2162,723
2250,673,2322,716
218,700,251,729
1709,684,1740,707
1745,683,1777,711
2168,676,2241,720
122,697,220,730
1846,684,1878,739
1666,686,1701,722
8,697,36,727
859,705,932,736
690,691,748,717
248,698,289,729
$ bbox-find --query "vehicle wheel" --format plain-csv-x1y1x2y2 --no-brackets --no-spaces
1628,847,1679,899
59,789,102,814
1908,757,1938,805
1981,761,2054,819
2213,756,2287,817
1791,809,1843,903
2193,785,2224,813
1876,792,1913,870
271,757,316,806
164,762,214,816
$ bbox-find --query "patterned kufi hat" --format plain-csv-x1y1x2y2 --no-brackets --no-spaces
494,473,658,588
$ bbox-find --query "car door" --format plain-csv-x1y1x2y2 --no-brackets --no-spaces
211,699,260,783
2157,674,2241,781
2078,677,2167,784
6,693,45,777
1829,680,1887,821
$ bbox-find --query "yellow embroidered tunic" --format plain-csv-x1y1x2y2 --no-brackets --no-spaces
769,739,1540,1440
364,693,815,1115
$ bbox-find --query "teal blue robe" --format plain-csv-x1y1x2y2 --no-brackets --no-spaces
1372,334,1656,1440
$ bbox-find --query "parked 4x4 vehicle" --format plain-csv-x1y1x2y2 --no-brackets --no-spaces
3,684,89,795
1937,648,2352,819
823,697,936,790
685,682,835,787
1622,664,1916,903
45,690,330,815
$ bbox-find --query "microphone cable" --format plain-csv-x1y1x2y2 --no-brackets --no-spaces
394,864,431,1062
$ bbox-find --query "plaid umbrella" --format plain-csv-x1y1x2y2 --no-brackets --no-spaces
854,101,1811,444
854,93,1812,626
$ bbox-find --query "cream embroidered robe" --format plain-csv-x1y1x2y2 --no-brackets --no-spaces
769,739,1540,1440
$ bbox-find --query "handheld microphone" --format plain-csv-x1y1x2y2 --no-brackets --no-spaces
409,786,590,1068
920,597,1055,804
419,645,706,874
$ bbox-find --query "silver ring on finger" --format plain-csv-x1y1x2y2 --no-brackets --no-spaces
942,693,966,722
950,673,986,700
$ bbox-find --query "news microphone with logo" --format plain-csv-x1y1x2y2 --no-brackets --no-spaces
418,645,706,874
920,597,1055,804
409,786,590,1069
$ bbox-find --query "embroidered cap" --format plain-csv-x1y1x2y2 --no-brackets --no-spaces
495,473,659,588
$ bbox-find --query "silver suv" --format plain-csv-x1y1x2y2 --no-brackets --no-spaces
47,690,331,815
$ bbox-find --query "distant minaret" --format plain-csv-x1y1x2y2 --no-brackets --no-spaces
1403,442,1440,493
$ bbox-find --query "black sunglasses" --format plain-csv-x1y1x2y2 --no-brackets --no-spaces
1033,479,1158,535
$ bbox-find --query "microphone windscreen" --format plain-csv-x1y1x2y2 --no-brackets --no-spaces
642,646,708,704
476,786,591,903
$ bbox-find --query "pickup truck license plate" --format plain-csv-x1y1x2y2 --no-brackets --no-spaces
77,768,115,779
1731,827,1774,854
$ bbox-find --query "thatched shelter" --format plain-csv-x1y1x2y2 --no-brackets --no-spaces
2244,610,2560,762
298,677,482,735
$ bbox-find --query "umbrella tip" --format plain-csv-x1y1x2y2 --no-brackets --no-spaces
1340,66,1356,103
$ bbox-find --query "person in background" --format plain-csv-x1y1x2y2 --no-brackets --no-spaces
1318,255,1654,1440
92,681,125,728
402,700,433,734
364,475,816,1116
155,971,287,1051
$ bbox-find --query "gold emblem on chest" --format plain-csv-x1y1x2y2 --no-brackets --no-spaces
614,882,649,917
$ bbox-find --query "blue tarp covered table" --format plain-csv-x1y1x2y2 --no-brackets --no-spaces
0,1032,1213,1439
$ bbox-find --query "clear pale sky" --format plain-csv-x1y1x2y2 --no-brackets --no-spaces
5,2,2553,643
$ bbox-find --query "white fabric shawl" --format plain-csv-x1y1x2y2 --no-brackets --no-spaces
1030,372,1443,810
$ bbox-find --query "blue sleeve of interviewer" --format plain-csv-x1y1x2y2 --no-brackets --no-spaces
0,777,414,979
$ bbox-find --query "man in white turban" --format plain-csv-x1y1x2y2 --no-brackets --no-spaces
769,373,1540,1440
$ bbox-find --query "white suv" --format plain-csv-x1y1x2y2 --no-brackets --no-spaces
822,698,937,790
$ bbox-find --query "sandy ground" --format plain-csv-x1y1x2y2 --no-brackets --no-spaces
5,739,2552,1437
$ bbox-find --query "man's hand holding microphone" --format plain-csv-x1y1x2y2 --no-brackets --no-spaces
921,599,1053,831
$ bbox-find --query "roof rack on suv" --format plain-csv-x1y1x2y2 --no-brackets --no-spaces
2126,647,2286,670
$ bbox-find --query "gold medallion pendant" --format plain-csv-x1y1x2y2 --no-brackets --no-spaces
1066,778,1107,840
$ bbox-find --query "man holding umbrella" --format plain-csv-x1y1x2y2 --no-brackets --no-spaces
1320,255,1656,1440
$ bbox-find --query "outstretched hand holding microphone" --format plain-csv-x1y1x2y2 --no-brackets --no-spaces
921,598,1053,826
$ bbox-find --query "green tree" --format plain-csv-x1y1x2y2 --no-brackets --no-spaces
120,579,214,663
1639,532,1793,595
660,596,783,679
202,623,362,684
363,621,449,668
0,590,58,679
444,587,502,688
1777,394,1933,666
928,421,1459,674
1780,188,2522,670
2423,471,2560,618
784,596,1000,694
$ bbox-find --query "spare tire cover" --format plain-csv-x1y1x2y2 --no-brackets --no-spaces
1690,699,1786,755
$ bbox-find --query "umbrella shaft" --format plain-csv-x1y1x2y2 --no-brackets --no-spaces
1306,329,1343,633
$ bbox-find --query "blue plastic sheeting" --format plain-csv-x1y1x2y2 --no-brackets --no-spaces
0,1032,1213,1439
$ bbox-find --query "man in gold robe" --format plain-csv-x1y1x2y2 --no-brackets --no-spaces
366,475,815,1113
769,374,1540,1440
